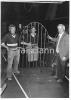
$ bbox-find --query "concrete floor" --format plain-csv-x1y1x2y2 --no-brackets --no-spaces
1,67,69,98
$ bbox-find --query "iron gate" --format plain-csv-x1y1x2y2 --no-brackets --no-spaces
20,22,55,68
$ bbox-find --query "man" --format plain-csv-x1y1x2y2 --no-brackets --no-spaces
21,26,38,45
1,25,20,80
21,26,38,67
28,27,38,67
48,24,69,82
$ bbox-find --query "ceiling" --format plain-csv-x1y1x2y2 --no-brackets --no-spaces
1,1,69,23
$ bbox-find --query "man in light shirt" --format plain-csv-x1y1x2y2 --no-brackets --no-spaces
48,24,69,82
1,25,20,80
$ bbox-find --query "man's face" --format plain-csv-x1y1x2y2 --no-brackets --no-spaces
31,28,36,37
31,28,36,33
58,26,64,34
10,27,16,35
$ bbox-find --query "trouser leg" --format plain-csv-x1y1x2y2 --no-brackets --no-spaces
60,60,66,79
56,55,65,79
7,50,14,78
13,50,20,72
51,53,58,75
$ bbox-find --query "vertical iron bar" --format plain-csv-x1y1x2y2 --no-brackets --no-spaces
34,22,36,68
26,25,28,68
40,25,42,68
37,22,39,68
43,29,47,67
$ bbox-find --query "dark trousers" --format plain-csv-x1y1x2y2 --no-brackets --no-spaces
53,53,66,79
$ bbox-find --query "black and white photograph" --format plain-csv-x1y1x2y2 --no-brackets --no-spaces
0,0,69,98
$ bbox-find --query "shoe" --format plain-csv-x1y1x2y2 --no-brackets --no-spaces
53,75,58,79
57,79,63,83
8,77,12,81
13,70,20,74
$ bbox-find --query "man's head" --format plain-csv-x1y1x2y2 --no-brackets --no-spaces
19,24,22,29
31,27,36,37
22,26,28,34
57,24,65,34
31,27,36,33
9,25,16,35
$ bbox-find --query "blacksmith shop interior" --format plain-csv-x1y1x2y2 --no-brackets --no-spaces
1,1,69,98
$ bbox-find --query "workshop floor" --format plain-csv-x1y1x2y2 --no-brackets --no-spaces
1,67,69,98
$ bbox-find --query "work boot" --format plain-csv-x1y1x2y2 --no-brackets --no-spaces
57,79,63,83
13,70,20,74
8,77,12,81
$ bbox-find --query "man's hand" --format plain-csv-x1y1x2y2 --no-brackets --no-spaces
6,47,9,51
62,57,66,61
21,41,24,44
47,35,53,40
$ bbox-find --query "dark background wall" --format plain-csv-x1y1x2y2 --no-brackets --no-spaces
1,1,69,37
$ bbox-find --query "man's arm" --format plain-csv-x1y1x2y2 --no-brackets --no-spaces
1,43,9,51
20,34,32,46
21,41,32,46
1,34,9,51
47,35,57,42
